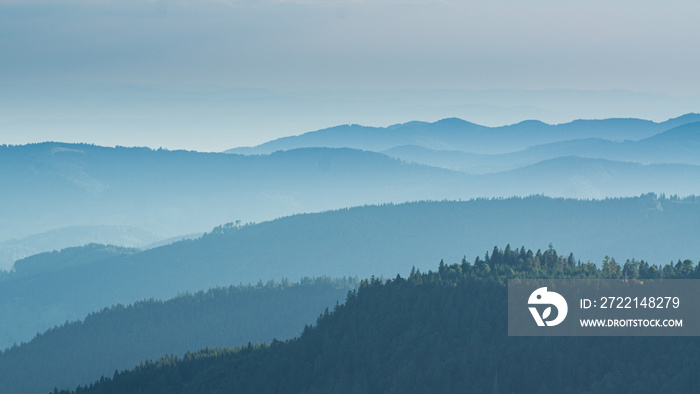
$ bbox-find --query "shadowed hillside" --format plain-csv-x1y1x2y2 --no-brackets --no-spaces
67,246,700,394
0,277,356,394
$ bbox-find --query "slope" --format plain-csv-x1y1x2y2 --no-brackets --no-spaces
487,156,700,199
3,195,700,349
0,226,162,272
5,134,700,256
384,121,700,173
0,277,356,394
0,143,468,244
69,247,700,394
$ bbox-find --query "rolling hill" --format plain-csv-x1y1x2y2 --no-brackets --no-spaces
65,247,700,394
4,114,700,393
486,156,700,199
383,121,700,173
4,116,700,271
4,135,700,261
3,194,700,350
0,225,163,271
0,143,467,251
0,277,356,394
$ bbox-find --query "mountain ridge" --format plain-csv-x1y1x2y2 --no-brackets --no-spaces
0,277,357,394
65,246,700,394
383,121,700,173
3,195,700,349
225,113,700,155
4,137,700,274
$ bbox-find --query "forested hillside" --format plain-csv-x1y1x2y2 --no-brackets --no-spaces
0,277,356,394
3,194,700,350
0,226,161,270
4,244,138,280
68,246,700,394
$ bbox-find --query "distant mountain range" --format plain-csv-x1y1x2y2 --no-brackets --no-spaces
383,121,700,173
3,115,700,268
226,113,700,155
3,195,700,350
3,114,700,269
0,144,466,264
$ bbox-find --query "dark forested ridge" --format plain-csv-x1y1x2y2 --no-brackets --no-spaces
67,246,700,394
0,277,356,394
3,194,700,350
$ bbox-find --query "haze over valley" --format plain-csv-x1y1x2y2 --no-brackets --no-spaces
3,0,700,392
3,114,700,269
3,110,700,392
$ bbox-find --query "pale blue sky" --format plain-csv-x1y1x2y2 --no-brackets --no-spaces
2,0,699,151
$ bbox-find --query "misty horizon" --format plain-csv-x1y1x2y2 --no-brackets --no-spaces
3,0,700,151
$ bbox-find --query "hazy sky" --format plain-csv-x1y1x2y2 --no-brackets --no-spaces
2,0,699,151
